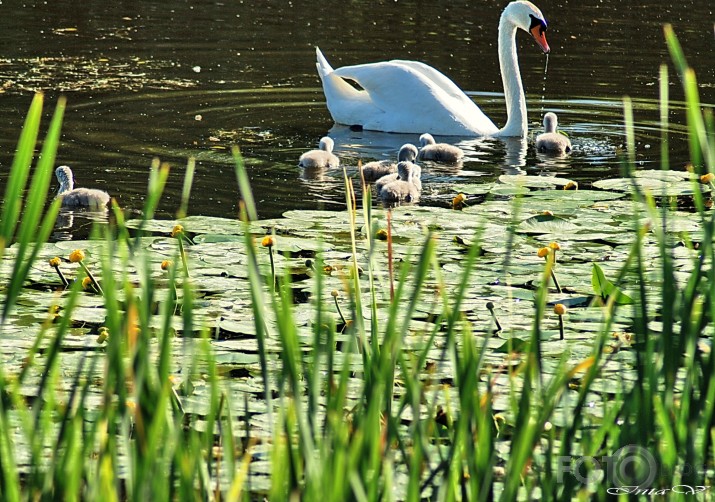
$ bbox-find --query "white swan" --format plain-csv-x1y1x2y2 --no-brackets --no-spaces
55,166,110,210
417,133,465,163
315,1,549,137
362,143,418,183
536,112,571,154
298,136,340,168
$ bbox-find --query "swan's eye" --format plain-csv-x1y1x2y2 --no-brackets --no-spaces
529,14,547,35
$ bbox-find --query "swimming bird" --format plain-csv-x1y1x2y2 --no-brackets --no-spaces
362,143,419,183
375,160,422,192
416,133,465,163
55,166,110,210
298,136,340,168
535,112,572,155
379,162,421,203
315,1,549,136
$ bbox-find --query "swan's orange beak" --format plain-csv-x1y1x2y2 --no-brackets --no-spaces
530,25,550,54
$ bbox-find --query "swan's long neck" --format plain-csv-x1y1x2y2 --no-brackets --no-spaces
497,16,527,137
60,179,73,194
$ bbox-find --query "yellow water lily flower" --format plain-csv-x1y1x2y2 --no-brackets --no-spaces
171,224,184,238
68,249,85,263
82,276,94,290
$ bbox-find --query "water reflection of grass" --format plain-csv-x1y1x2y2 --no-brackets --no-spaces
0,27,714,499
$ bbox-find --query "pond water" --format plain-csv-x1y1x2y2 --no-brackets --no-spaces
0,0,713,229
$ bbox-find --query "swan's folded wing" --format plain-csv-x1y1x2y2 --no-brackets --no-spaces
389,60,481,107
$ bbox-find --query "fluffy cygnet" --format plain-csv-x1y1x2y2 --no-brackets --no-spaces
361,143,419,183
298,136,340,168
375,159,422,192
535,112,572,155
416,133,464,163
55,166,110,210
379,161,421,203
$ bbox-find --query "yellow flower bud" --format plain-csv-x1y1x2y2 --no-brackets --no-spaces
82,276,93,290
452,193,466,209
701,173,715,184
161,260,173,271
331,290,339,298
563,181,578,190
171,224,184,238
96,331,109,344
537,247,550,258
549,242,561,251
261,236,275,247
49,257,61,268
553,304,566,316
68,249,85,263
375,228,388,240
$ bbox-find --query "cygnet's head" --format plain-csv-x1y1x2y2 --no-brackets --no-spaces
55,165,74,193
418,133,436,147
318,136,335,153
543,112,559,133
398,143,419,162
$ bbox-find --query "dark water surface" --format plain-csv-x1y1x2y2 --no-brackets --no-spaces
0,0,713,231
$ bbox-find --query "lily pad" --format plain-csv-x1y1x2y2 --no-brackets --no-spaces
499,174,576,188
517,214,579,234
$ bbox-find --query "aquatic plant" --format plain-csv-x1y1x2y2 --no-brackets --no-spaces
0,26,712,501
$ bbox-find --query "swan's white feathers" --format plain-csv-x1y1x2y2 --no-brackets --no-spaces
319,52,498,135
315,1,549,137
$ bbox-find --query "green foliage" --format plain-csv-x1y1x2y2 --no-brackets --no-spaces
0,25,713,501
591,262,634,305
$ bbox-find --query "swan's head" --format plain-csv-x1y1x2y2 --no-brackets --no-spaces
318,136,335,153
418,133,436,147
55,165,74,194
505,1,550,54
398,143,419,162
543,112,558,133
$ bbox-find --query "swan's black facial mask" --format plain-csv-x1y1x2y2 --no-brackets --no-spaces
528,14,550,53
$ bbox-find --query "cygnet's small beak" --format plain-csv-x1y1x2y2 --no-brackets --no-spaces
530,25,550,54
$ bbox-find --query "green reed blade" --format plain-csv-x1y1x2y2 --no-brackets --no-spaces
177,156,196,219
659,65,670,171
233,146,257,221
1,97,65,323
234,148,272,429
0,93,43,246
